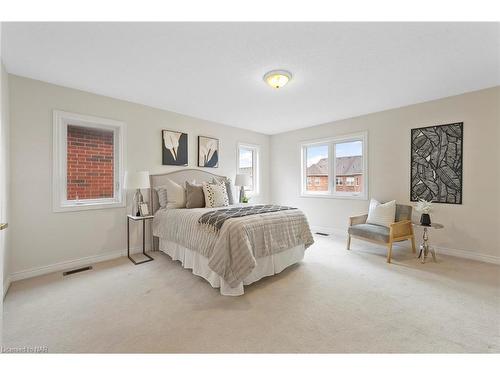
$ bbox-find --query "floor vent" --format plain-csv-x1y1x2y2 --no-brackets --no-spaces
315,232,330,236
63,266,93,276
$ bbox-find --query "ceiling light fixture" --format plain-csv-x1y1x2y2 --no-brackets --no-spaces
263,70,292,89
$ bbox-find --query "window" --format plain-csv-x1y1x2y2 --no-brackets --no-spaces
53,110,126,212
301,132,368,199
237,143,259,195
304,144,329,193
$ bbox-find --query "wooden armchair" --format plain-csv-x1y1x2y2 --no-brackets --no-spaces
347,204,416,263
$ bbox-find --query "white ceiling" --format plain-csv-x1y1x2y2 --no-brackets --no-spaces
3,22,499,134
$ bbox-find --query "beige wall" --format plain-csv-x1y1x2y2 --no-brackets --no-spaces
1,23,12,341
9,75,270,276
7,75,500,279
270,87,500,261
1,63,10,296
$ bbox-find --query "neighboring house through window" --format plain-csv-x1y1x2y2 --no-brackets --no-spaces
301,131,368,199
304,143,329,193
53,110,126,212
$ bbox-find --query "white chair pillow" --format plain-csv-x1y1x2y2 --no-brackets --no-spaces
366,199,396,228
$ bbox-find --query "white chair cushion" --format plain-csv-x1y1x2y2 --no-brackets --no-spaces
366,199,396,228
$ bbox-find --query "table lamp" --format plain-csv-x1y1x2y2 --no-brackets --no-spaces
235,173,252,203
124,171,150,216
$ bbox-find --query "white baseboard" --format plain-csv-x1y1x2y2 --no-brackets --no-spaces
3,276,11,300
310,225,500,265
8,249,132,283
435,246,500,265
6,229,500,287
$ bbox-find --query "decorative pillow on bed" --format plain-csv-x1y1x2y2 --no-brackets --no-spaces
185,181,205,208
211,177,235,205
202,181,229,208
161,179,187,209
154,186,169,209
366,199,396,228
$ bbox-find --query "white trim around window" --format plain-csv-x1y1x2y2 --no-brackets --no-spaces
52,110,127,212
300,131,368,200
236,142,260,196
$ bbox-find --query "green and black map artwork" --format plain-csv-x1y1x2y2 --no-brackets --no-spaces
411,122,463,204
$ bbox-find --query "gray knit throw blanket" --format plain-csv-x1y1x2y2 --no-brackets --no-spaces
198,204,297,233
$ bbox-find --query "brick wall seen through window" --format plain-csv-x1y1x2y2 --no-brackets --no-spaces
302,133,367,199
66,125,114,200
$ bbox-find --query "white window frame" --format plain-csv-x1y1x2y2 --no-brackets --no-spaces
236,142,260,196
300,131,368,200
52,110,126,212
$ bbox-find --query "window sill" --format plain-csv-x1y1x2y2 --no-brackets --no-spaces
299,193,368,201
53,200,126,213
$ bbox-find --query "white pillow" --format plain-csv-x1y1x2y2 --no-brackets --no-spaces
165,179,186,208
154,185,169,209
202,182,229,208
366,199,396,228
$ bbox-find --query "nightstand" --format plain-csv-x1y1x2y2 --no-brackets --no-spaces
127,214,154,265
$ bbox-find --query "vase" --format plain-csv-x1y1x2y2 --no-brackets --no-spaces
420,213,431,226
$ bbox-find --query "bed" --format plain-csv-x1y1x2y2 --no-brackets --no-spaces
150,169,314,296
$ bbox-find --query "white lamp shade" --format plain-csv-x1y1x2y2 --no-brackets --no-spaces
235,173,252,187
124,171,150,189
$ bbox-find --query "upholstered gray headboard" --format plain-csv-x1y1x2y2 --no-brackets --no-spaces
149,168,227,215
149,169,228,251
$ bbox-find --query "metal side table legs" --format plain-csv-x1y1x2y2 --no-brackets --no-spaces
417,226,437,264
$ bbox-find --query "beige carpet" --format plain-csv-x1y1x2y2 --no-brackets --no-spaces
3,234,500,353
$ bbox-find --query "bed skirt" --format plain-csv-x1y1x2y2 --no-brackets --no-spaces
159,239,305,296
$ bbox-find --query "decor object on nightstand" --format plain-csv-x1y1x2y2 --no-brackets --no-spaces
162,129,188,166
347,201,416,263
127,214,154,265
413,222,444,263
198,136,219,167
235,173,252,203
139,202,150,216
415,199,432,226
410,122,463,204
125,171,150,216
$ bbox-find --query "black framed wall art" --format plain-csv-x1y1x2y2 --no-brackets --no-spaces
162,130,188,166
198,136,219,168
410,122,463,204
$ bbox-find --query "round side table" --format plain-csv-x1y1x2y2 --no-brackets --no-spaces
412,223,444,263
